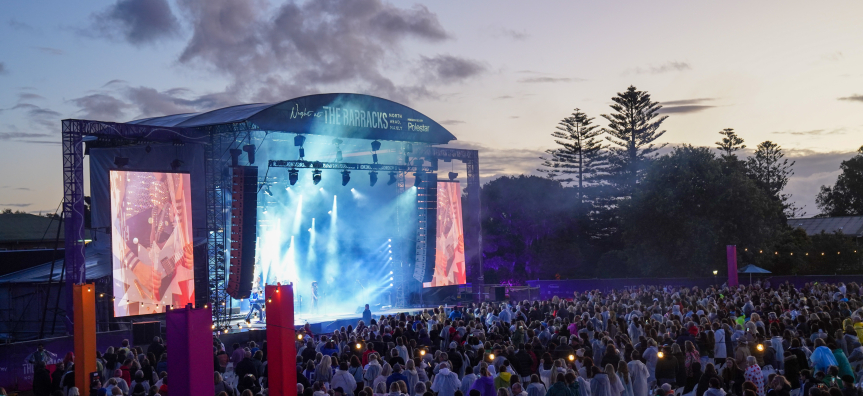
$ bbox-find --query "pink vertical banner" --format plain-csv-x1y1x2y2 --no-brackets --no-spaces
167,305,215,396
727,245,739,287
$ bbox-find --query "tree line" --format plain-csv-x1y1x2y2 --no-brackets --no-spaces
479,86,863,284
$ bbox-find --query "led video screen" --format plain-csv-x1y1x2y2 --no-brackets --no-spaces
110,170,195,317
429,181,466,287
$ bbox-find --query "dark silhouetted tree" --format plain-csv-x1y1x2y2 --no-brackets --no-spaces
746,140,801,217
816,146,863,216
539,108,605,206
601,86,668,199
619,145,786,276
716,128,746,158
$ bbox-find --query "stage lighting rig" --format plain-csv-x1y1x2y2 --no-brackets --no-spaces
371,140,381,164
313,169,322,185
288,169,299,185
230,148,242,166
341,170,351,186
448,172,458,181
295,135,306,159
243,144,256,164
113,156,129,168
264,184,273,196
387,172,398,186
413,172,423,187
369,171,378,186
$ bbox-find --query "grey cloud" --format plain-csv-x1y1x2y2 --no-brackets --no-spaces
70,93,133,121
627,61,691,74
0,62,7,75
176,0,450,104
518,77,581,83
494,95,513,100
657,105,715,114
771,128,846,136
0,203,32,208
839,94,863,102
8,18,37,32
88,0,181,45
8,103,61,129
439,120,465,125
662,98,715,106
0,132,54,140
35,47,64,56
493,27,529,40
18,93,46,101
510,116,519,119
102,79,128,87
419,55,487,84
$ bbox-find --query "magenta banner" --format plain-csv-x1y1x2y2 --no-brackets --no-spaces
727,245,739,287
167,306,214,396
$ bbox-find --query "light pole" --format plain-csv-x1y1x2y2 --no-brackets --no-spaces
713,270,718,285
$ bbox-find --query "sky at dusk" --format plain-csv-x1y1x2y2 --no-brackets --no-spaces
1,0,862,216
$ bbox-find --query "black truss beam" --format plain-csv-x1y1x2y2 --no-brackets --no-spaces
268,160,437,173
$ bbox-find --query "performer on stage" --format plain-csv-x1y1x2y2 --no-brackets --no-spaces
311,281,319,313
245,288,264,323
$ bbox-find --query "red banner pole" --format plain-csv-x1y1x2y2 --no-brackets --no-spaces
267,283,297,395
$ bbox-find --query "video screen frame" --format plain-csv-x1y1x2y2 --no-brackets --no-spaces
426,180,466,287
109,169,196,317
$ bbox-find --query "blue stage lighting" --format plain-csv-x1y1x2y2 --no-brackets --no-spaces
313,169,322,184
387,172,397,186
413,172,423,187
289,169,298,185
369,171,378,186
341,170,351,186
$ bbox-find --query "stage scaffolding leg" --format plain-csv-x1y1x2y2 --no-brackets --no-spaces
62,121,86,333
206,132,231,326
464,154,483,302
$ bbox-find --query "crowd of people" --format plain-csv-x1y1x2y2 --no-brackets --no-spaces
29,280,863,396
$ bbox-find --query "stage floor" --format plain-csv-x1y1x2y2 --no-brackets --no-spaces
225,305,435,334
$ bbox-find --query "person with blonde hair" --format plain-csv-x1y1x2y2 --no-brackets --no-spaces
606,364,624,396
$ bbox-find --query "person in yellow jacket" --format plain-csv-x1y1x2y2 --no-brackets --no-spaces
494,360,513,390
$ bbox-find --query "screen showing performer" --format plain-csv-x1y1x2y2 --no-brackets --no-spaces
427,181,466,287
110,170,195,317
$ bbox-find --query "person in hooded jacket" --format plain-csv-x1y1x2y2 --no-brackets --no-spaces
432,362,461,396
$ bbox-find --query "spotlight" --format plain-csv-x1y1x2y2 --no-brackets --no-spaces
388,245,391,248
420,349,426,356
313,170,322,185
568,354,575,361
264,184,273,196
448,172,458,181
657,351,664,358
243,144,255,164
390,283,393,287
413,172,423,187
356,343,362,350
289,169,299,185
341,170,351,186
488,353,495,361
369,171,379,186
113,156,129,168
297,334,304,340
230,148,242,166
294,135,306,147
390,277,393,281
371,140,382,152
388,257,392,260
756,344,764,352
390,271,393,274
388,239,391,242
387,172,398,186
